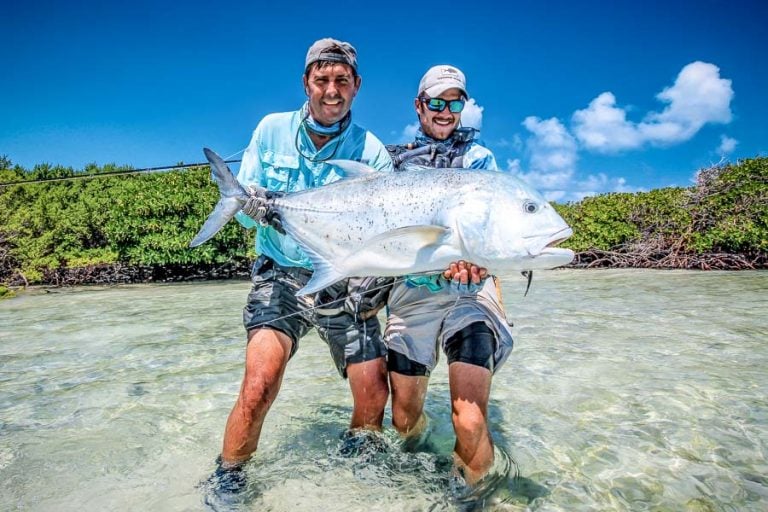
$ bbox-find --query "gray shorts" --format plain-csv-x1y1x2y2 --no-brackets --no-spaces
384,276,514,373
243,256,386,377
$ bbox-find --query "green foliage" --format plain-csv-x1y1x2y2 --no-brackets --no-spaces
0,155,27,185
100,168,251,265
0,285,14,299
686,157,768,253
555,157,766,259
630,187,691,236
0,156,765,285
0,160,252,284
555,193,640,252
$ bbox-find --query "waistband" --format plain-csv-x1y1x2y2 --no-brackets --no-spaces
253,255,313,280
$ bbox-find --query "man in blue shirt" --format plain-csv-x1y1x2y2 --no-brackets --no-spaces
210,38,393,497
385,65,514,489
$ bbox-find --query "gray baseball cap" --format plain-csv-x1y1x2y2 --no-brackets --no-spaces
305,38,358,72
418,65,467,97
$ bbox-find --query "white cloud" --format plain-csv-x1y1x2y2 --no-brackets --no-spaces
717,134,738,155
461,98,484,130
505,158,523,174
507,61,733,201
572,61,734,152
517,116,578,190
400,122,419,142
504,117,581,201
575,174,641,197
572,92,644,151
543,190,567,202
647,61,734,140
507,116,644,201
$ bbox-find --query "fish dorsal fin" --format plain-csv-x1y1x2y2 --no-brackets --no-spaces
327,159,378,178
204,147,249,198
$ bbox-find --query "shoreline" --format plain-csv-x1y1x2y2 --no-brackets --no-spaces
2,251,766,296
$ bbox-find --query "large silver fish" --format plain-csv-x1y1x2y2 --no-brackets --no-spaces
191,148,574,295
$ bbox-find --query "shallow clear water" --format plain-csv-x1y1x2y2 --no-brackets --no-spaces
1,269,766,511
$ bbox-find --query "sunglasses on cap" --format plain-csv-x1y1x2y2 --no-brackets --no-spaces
418,97,465,113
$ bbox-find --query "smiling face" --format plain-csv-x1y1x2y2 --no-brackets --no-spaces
303,63,361,126
415,87,464,141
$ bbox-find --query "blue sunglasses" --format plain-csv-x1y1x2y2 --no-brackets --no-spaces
418,97,465,113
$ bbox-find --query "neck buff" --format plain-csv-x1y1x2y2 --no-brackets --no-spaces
415,129,452,149
301,102,351,137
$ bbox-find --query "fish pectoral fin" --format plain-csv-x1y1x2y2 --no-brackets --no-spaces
361,225,451,249
297,266,344,297
295,245,346,297
335,225,452,275
327,159,378,179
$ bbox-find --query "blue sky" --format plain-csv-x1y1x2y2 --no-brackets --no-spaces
2,0,766,201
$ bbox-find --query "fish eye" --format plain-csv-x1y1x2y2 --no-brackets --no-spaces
523,200,539,214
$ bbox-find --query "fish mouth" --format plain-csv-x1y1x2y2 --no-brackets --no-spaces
544,227,573,249
527,227,573,257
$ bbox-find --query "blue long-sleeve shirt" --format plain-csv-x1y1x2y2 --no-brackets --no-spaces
235,107,393,269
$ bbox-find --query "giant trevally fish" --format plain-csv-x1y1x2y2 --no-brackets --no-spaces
191,148,574,296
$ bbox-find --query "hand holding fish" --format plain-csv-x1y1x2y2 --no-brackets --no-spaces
443,260,487,294
242,186,285,234
241,186,269,220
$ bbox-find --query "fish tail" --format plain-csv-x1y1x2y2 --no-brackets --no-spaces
189,148,250,248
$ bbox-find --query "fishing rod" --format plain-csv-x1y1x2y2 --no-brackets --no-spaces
0,159,243,188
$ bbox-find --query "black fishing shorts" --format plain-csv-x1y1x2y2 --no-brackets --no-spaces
243,255,386,377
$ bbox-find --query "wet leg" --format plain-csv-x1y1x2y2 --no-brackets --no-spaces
449,361,493,485
221,328,293,464
390,372,429,440
347,356,389,431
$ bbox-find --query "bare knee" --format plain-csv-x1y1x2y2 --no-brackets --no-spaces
348,359,389,402
451,407,488,440
361,373,389,409
390,373,428,434
237,329,292,415
238,373,281,413
390,400,421,432
347,358,389,429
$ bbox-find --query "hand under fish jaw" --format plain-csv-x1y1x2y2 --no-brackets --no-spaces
443,260,488,293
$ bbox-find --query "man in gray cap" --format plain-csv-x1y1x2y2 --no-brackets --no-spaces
206,37,393,502
384,65,513,490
